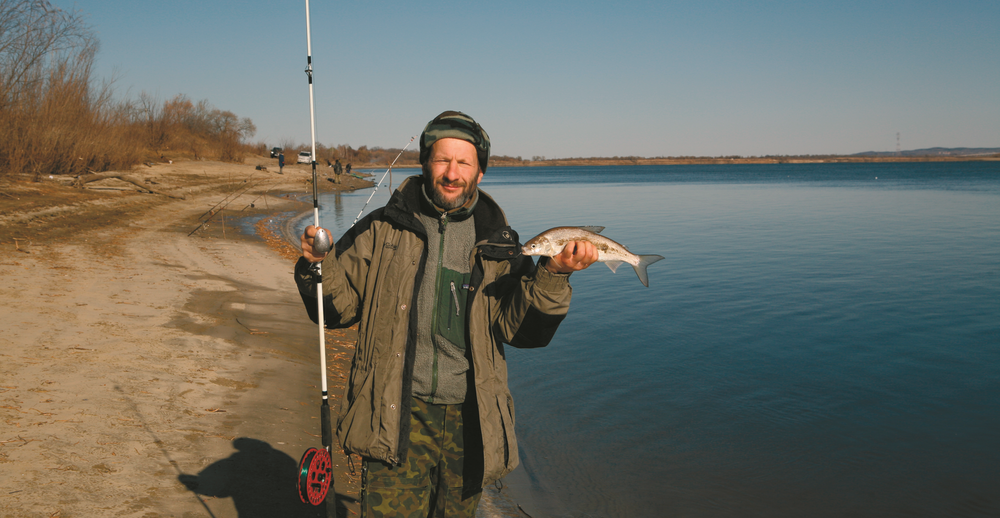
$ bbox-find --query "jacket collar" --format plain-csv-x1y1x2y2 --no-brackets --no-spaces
385,175,514,247
419,180,478,222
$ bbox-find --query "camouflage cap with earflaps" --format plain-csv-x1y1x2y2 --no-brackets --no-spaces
419,111,491,173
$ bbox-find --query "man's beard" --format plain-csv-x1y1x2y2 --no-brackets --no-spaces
425,171,478,210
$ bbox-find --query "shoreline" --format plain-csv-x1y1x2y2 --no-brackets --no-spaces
0,158,530,517
1,160,363,517
353,154,1000,171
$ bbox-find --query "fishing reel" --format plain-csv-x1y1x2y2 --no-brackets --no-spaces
297,447,333,505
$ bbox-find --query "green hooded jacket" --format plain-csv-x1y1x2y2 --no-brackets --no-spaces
295,175,572,488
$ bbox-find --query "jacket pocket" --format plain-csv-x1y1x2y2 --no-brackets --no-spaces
435,268,471,347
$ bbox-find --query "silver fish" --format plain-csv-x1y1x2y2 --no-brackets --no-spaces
522,226,665,287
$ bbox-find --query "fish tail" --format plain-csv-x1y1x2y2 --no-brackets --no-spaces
632,254,665,287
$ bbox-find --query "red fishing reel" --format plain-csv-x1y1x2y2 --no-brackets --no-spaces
297,447,333,505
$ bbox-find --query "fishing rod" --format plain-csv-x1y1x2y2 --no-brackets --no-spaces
296,0,334,507
352,136,416,225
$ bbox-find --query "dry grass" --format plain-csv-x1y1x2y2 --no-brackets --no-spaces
0,0,256,182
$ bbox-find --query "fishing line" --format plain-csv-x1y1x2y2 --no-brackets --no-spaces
352,136,416,225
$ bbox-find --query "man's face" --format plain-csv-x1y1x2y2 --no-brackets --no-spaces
424,138,483,210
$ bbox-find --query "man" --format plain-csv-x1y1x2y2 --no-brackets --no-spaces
295,111,596,517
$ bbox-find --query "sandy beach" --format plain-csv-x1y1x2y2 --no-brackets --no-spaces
0,159,523,517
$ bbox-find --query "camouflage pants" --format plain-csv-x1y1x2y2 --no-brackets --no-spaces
361,397,482,518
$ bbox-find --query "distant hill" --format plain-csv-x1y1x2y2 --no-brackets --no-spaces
854,147,1000,157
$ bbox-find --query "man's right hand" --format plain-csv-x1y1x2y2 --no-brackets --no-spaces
301,225,330,263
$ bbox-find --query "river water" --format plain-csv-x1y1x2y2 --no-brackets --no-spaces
298,161,1000,517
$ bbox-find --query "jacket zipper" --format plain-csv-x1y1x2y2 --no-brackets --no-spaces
429,212,448,400
447,281,460,331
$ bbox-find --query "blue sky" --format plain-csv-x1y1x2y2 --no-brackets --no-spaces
67,0,998,158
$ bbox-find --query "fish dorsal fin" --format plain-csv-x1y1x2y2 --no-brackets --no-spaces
578,226,605,234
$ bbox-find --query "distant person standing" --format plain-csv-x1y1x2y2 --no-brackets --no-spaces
278,153,285,174
345,163,352,176
334,159,343,184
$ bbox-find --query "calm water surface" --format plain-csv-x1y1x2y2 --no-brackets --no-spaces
302,162,1000,517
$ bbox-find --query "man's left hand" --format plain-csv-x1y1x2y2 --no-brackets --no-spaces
545,240,599,274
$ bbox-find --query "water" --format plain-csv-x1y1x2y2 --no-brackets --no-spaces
299,162,1000,517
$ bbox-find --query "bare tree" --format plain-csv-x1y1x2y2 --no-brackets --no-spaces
0,0,96,109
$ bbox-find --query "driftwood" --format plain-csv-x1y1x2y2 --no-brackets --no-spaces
12,237,31,253
73,172,185,200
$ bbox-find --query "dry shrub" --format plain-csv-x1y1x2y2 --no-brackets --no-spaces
150,94,256,163
0,1,256,181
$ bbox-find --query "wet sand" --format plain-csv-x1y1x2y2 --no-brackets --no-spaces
0,160,523,517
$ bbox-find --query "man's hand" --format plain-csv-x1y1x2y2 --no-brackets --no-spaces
545,240,599,274
301,225,330,263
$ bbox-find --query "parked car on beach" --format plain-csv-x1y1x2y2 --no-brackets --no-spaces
270,147,282,158
297,151,312,164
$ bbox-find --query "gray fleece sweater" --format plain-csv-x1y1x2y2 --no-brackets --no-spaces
411,194,478,404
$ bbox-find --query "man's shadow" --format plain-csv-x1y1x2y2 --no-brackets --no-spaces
178,437,353,518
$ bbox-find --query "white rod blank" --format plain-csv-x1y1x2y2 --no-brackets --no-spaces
304,0,329,400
